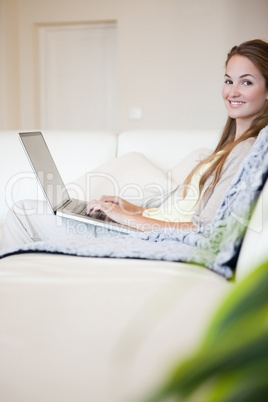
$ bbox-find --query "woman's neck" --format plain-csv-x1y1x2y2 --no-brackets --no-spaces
235,119,252,140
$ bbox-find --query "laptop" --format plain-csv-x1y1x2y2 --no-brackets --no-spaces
19,131,140,234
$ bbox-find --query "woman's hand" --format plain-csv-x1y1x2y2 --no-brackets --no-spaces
88,196,145,215
86,195,195,232
86,197,141,227
86,196,145,227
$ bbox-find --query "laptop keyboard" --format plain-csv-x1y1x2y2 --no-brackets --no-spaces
71,202,107,221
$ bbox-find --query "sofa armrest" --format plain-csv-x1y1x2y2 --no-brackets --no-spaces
236,180,268,281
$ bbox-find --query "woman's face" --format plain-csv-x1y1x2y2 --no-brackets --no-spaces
222,55,268,127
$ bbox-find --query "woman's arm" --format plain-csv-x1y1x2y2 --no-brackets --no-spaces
87,196,195,232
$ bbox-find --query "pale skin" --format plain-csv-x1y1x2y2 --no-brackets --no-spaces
87,55,268,232
222,55,268,139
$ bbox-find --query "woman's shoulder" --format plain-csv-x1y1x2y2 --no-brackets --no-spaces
236,136,256,148
231,137,256,156
224,137,256,169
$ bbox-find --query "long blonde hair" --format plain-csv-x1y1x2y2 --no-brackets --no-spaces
183,39,268,200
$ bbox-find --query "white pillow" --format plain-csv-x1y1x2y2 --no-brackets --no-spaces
67,152,176,206
171,147,212,185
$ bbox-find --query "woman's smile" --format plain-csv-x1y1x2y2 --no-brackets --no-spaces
228,100,246,107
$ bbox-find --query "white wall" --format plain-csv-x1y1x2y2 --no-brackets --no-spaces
0,0,20,129
0,0,5,128
1,0,268,131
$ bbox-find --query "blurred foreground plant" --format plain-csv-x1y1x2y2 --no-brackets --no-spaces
146,260,268,402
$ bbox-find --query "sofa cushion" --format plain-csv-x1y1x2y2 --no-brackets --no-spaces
171,147,212,185
0,253,230,402
67,152,177,206
67,148,212,209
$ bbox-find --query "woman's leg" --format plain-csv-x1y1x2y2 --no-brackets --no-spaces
0,199,120,250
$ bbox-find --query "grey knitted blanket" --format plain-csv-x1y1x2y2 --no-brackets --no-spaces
1,126,268,279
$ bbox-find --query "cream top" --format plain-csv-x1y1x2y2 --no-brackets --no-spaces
142,159,214,222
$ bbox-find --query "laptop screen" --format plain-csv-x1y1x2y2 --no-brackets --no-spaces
19,132,70,213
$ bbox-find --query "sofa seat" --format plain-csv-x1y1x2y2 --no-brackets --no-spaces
0,253,231,402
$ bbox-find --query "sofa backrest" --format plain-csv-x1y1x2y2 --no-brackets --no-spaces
117,129,219,171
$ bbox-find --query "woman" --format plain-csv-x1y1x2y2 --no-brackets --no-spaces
1,39,268,249
86,39,268,230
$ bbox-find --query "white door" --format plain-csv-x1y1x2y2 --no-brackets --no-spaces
39,22,117,131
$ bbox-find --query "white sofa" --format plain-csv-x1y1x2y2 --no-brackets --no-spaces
0,129,267,402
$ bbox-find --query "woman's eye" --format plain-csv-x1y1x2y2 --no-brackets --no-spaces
243,80,253,86
224,79,233,85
